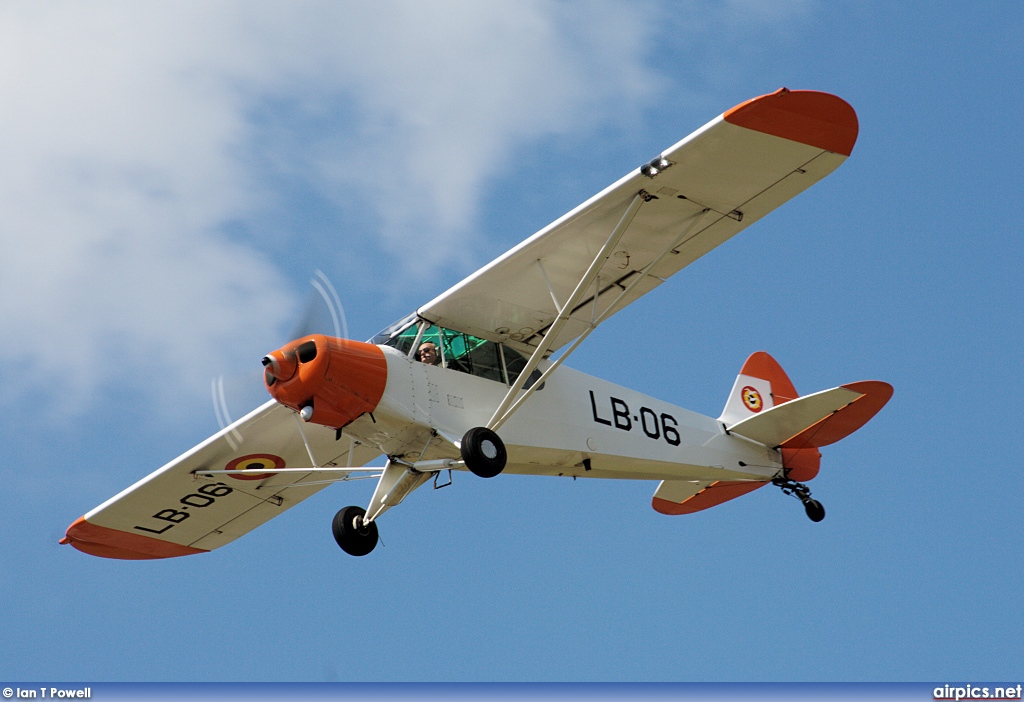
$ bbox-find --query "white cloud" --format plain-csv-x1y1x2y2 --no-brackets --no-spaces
0,1,808,418
238,1,662,268
0,3,290,415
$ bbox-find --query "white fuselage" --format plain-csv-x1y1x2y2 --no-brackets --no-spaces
339,346,782,484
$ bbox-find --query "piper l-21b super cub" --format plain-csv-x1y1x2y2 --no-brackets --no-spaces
62,88,892,560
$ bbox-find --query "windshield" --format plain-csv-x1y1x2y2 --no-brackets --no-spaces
369,313,418,348
377,317,543,389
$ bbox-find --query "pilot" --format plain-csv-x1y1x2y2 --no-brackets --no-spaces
415,341,440,365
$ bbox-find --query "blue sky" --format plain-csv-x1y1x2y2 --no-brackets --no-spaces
1,0,1021,682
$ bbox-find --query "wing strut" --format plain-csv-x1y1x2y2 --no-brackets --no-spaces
488,205,712,432
484,190,650,429
294,413,323,468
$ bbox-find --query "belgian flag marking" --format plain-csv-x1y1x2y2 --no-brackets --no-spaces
224,453,285,481
741,386,763,413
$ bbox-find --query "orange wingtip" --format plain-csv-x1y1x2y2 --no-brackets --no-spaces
724,88,859,157
653,480,768,515
782,380,893,450
62,517,207,560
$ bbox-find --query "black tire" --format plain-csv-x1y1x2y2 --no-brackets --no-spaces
804,499,825,523
332,505,378,556
460,427,507,478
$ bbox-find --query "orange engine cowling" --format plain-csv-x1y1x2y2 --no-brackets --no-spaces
263,334,387,429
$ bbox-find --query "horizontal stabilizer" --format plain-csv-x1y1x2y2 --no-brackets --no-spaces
781,380,893,449
727,385,863,448
652,479,768,515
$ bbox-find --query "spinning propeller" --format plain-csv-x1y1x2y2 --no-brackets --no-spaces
211,269,349,432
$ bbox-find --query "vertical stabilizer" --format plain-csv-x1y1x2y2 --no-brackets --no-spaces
720,352,822,480
719,351,799,426
654,352,891,517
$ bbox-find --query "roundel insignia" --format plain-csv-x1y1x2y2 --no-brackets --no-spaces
224,453,285,481
741,386,764,413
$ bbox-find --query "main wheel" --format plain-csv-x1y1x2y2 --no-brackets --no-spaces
460,427,507,478
804,499,825,523
332,505,378,556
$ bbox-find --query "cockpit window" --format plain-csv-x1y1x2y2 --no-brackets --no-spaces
439,328,504,382
369,313,418,350
375,316,543,390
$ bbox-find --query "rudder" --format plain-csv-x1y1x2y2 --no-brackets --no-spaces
720,351,822,482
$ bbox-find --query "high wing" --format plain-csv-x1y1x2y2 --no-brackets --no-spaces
62,401,382,559
418,89,858,356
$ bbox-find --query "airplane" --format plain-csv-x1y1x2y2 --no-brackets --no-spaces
61,88,892,560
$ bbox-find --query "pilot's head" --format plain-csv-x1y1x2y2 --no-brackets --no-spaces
416,342,440,365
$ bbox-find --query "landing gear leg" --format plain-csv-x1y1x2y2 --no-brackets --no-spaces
772,475,825,522
332,505,379,556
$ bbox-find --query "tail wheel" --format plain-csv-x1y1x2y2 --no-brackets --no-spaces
804,499,825,522
461,427,507,478
772,476,825,523
332,505,378,556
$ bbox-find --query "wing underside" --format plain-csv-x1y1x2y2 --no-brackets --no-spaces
418,89,858,356
62,401,382,559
